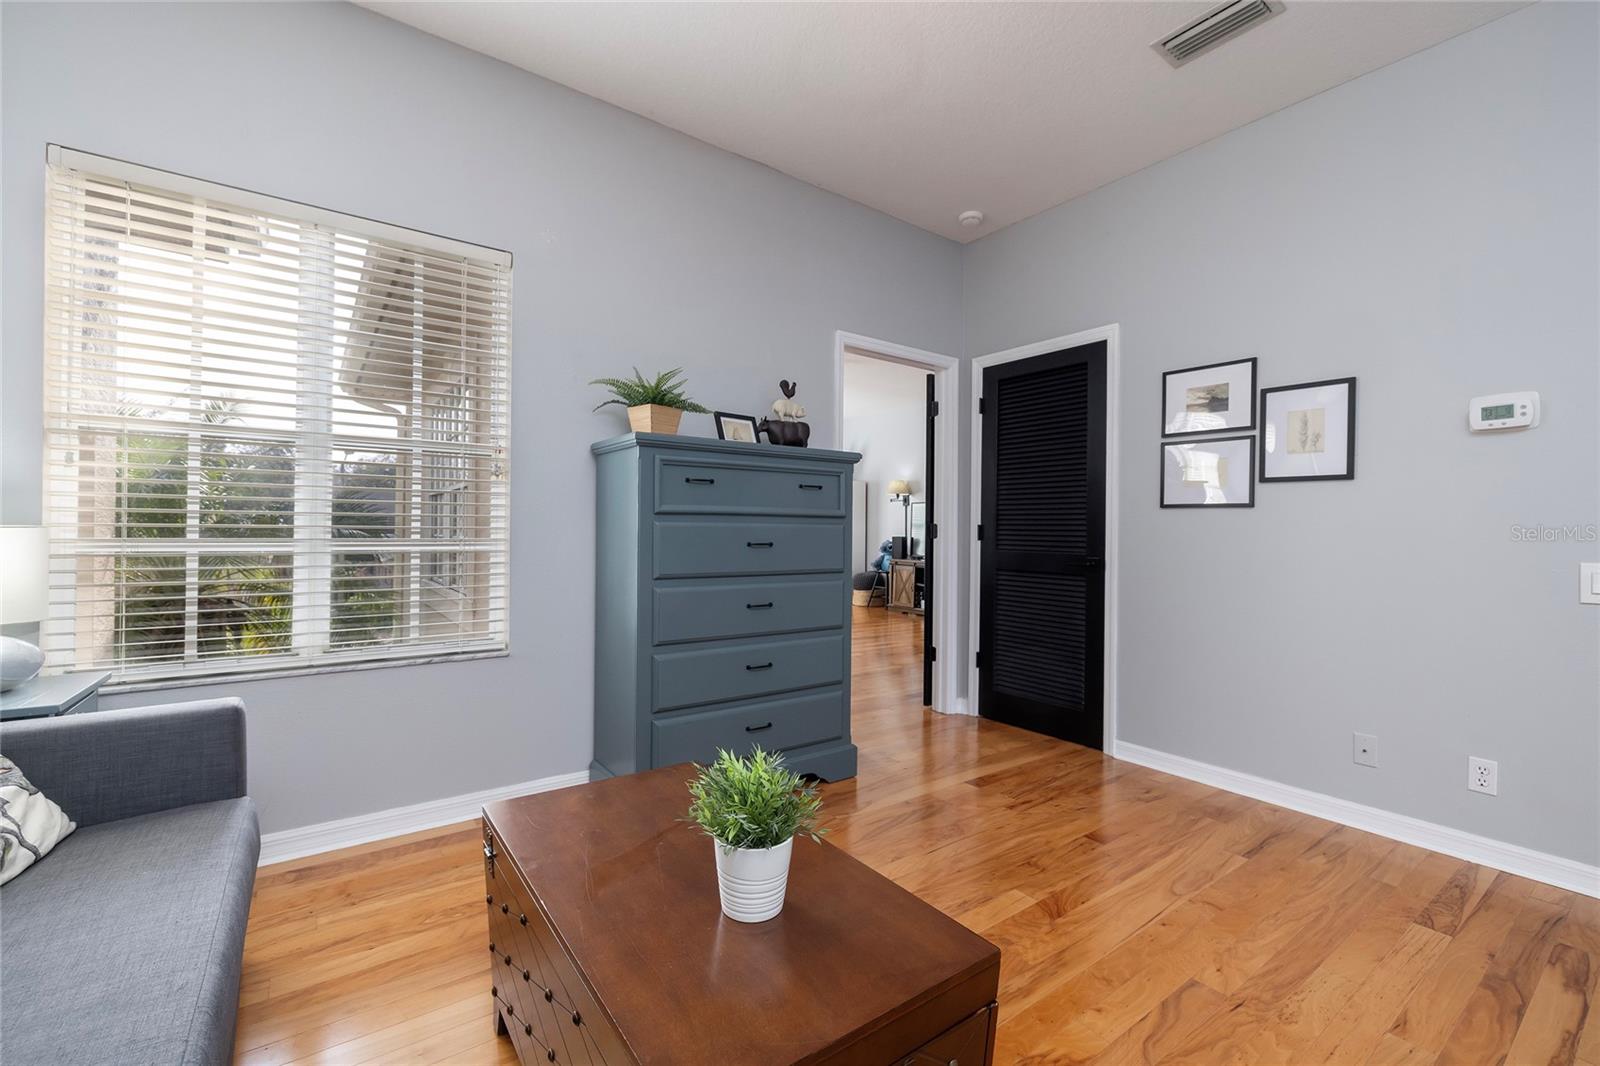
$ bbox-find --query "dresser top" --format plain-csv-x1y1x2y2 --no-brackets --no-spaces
591,431,860,465
484,765,998,1064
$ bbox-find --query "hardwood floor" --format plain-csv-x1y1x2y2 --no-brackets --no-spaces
236,606,1597,1065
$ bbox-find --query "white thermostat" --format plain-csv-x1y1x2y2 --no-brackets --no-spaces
1469,391,1539,431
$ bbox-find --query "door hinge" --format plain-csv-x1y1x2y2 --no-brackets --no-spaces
930,522,938,539
979,396,985,415
975,649,984,668
930,646,937,662
931,399,940,417
977,523,983,542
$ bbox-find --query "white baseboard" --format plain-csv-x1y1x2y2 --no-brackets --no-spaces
258,770,591,866
1112,741,1599,899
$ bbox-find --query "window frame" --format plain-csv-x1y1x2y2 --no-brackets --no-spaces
41,146,513,691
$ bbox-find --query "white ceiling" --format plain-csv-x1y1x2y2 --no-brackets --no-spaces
361,1,1525,242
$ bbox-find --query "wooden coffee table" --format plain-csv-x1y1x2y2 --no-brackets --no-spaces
482,765,1000,1065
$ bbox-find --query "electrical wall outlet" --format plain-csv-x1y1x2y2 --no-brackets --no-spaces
1352,732,1378,768
1468,756,1498,796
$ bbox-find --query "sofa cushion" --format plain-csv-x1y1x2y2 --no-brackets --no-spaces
0,755,76,885
0,797,259,1066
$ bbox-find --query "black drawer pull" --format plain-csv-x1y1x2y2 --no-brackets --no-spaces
519,913,528,925
746,601,774,610
572,1011,582,1026
746,541,774,549
544,988,554,1003
745,662,774,671
746,722,773,733
684,476,716,484
798,483,823,490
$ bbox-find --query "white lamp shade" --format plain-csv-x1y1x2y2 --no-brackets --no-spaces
0,526,49,624
887,479,913,497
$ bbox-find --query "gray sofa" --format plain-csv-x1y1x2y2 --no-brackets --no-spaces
0,698,259,1066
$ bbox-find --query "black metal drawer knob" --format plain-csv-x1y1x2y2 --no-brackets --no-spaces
544,988,554,1002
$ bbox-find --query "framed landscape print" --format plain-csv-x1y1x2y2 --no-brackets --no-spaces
1259,377,1355,481
1161,357,1257,436
1160,435,1256,508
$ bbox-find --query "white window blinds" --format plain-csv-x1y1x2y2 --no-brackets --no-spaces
42,147,511,685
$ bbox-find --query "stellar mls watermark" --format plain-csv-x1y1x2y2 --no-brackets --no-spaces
1510,523,1599,542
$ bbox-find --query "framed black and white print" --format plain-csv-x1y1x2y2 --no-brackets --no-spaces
1161,357,1257,437
1259,377,1356,481
1160,435,1256,508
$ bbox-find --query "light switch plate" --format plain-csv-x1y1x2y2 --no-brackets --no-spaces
1582,563,1600,605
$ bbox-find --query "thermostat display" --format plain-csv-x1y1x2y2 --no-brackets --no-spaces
1469,391,1539,431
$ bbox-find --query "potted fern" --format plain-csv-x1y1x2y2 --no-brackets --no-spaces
686,748,825,923
591,367,710,435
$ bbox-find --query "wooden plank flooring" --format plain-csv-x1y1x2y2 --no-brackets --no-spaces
237,606,1597,1064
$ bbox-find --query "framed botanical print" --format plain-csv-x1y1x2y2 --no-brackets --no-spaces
1160,434,1256,508
1259,378,1356,481
1161,357,1257,437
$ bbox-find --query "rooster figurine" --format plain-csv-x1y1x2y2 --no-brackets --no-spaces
759,380,811,447
770,380,806,421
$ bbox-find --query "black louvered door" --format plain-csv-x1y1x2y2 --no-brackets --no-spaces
978,341,1106,748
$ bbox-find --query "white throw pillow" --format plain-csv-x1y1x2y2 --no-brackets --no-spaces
0,755,75,886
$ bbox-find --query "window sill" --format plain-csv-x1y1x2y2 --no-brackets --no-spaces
101,647,511,696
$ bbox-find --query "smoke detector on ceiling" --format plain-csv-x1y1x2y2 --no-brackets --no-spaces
1153,0,1284,68
958,210,985,228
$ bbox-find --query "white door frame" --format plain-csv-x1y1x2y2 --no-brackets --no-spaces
832,330,962,716
967,323,1122,747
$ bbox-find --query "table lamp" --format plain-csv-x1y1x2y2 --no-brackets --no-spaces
1,526,49,690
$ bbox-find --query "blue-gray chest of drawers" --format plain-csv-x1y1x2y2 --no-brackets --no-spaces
590,432,861,781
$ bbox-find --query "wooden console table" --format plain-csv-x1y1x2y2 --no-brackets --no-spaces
482,765,999,1065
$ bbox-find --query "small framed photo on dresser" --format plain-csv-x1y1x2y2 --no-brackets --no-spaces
1160,434,1256,508
1162,357,1256,437
1259,377,1356,481
713,411,761,443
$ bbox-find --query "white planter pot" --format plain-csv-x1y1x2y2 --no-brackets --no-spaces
713,836,793,923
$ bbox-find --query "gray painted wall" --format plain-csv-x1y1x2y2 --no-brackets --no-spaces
961,1,1600,864
0,2,963,834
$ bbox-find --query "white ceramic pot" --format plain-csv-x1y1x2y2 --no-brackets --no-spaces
713,836,793,923
0,636,43,692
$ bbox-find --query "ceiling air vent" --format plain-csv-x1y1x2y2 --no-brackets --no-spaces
1153,0,1284,68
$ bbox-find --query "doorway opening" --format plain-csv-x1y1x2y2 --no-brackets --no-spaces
832,332,959,715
